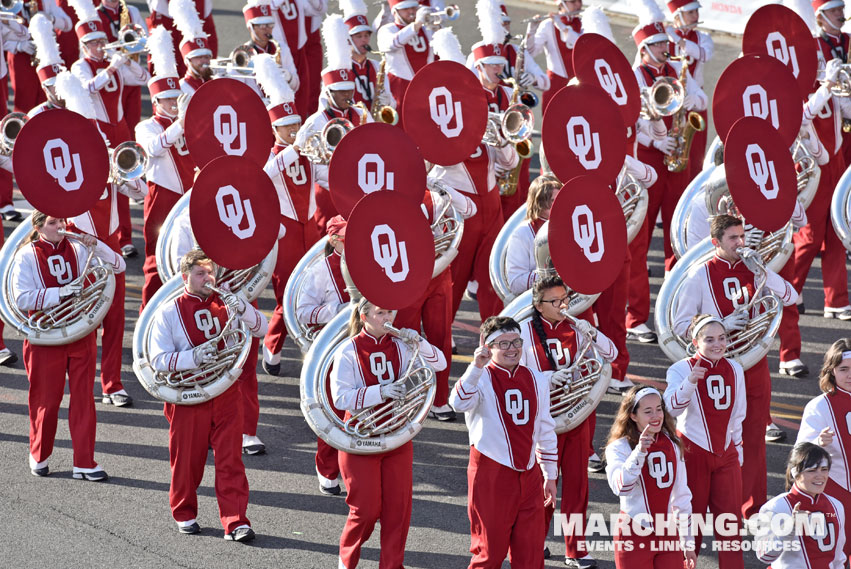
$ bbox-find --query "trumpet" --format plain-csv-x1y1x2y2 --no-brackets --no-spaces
639,76,684,120
0,112,27,155
425,4,460,28
108,141,148,184
300,117,354,164
210,46,254,77
104,24,148,55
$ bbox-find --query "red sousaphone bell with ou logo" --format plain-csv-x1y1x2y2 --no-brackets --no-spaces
572,34,641,130
189,155,280,270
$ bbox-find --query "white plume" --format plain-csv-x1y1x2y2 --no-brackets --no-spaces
631,0,665,26
431,28,465,64
322,14,352,71
476,0,504,45
783,0,818,35
170,0,206,39
148,26,178,77
56,71,97,120
68,0,100,24
254,53,294,106
339,0,368,18
582,6,615,43
30,13,62,67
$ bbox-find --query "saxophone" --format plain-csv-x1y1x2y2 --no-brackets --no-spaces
370,54,398,125
497,38,534,197
662,54,705,173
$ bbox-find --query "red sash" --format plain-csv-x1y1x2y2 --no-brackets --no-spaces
152,115,194,192
325,252,350,304
529,317,579,372
669,29,700,76
488,363,539,471
705,256,757,318
826,387,851,488
273,143,313,223
641,434,678,517
174,291,229,349
352,59,376,105
786,485,841,568
181,73,205,93
31,237,79,288
85,57,122,124
404,28,431,74
276,0,300,50
553,16,581,78
690,355,737,454
638,62,677,131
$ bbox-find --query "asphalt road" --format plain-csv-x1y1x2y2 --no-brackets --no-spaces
0,2,849,568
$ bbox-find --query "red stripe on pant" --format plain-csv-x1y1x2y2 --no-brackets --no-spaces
790,152,850,309
741,357,770,519
316,368,345,480
7,51,45,113
613,515,684,569
467,446,545,568
626,148,689,329
543,419,591,558
450,189,504,322
313,184,338,238
99,233,126,395
825,478,851,558
240,332,261,437
338,440,413,569
141,183,182,309
265,217,319,355
24,333,98,468
163,381,250,533
394,270,452,406
681,436,744,568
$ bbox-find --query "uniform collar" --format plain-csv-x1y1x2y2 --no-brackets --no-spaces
712,253,742,269
791,483,823,505
359,328,391,345
488,361,521,377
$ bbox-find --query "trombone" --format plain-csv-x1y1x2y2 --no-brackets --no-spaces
104,24,148,55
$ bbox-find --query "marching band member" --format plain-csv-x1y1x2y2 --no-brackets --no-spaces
625,0,707,344
796,338,851,555
811,0,851,166
449,315,558,568
755,443,847,568
11,211,125,480
57,70,146,408
149,249,267,540
342,0,382,109
240,0,300,98
148,0,217,77
29,13,69,116
673,214,798,518
528,0,583,114
135,26,194,308
376,0,435,124
57,0,81,68
664,314,746,568
171,0,213,96
605,386,696,569
295,14,371,235
256,53,320,377
519,276,617,569
331,298,446,568
494,2,549,98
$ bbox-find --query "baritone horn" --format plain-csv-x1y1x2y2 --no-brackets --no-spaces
210,46,254,76
0,111,27,155
108,140,148,184
301,117,354,164
639,76,684,120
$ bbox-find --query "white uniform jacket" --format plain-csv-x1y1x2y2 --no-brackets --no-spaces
269,0,326,51
376,21,434,81
505,219,537,295
71,58,150,124
147,0,212,19
803,81,851,156
797,388,851,492
264,144,317,222
4,3,71,57
670,29,714,89
519,321,617,372
295,251,346,326
429,144,519,195
465,43,550,92
135,116,191,194
71,179,147,238
529,17,581,79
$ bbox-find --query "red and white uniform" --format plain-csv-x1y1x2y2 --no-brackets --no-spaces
504,217,543,295
519,316,616,559
376,19,433,120
267,0,325,115
11,235,124,471
331,329,446,569
674,253,796,518
135,114,194,306
236,39,300,102
149,288,266,533
605,434,693,568
97,1,147,130
350,56,382,108
56,0,81,68
797,387,851,557
179,68,208,96
147,0,217,74
755,485,847,569
529,13,581,114
449,360,557,567
666,354,746,567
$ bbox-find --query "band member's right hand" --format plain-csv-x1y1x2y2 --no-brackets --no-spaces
517,72,535,88
397,327,422,343
380,382,406,401
551,368,574,388
818,427,835,447
108,52,128,71
58,281,83,298
652,136,676,155
638,425,654,453
414,6,430,26
824,58,843,84
192,342,216,366
473,333,491,368
17,40,35,55
176,93,190,126
722,311,748,331
688,364,707,385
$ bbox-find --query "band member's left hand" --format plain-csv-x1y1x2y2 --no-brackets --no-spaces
517,72,535,88
397,327,422,343
652,136,676,156
683,549,697,569
543,479,557,507
79,232,97,248
572,318,596,340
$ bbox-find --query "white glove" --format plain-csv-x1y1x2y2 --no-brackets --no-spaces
58,281,83,298
572,318,596,340
177,93,190,123
744,226,764,249
652,136,676,155
738,247,765,277
16,41,35,55
224,293,246,315
722,311,748,332
414,6,430,25
108,52,128,71
396,327,421,343
683,92,700,110
551,368,574,388
192,342,216,366
517,72,535,88
825,58,843,83
380,382,407,401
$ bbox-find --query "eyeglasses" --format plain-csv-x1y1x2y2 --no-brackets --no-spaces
488,338,524,350
540,295,569,308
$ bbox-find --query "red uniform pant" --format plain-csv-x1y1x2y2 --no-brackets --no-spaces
7,52,45,113
613,519,684,569
304,29,323,117
141,183,182,309
97,120,134,249
203,16,218,58
338,441,413,569
593,251,630,379
467,446,545,569
777,258,802,363
24,334,98,469
147,12,187,78
450,189,503,322
741,357,770,519
626,148,688,329
240,335,261,436
316,368,345,480
0,79,12,211
313,184,338,238
387,74,411,130
57,27,80,70
682,437,743,568
826,478,851,558
543,420,591,558
790,152,850,309
99,233,126,395
293,47,311,124
163,381,250,533
394,270,452,407
541,71,568,117
686,109,708,182
265,216,319,356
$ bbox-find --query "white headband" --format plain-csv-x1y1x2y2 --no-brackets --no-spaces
792,458,830,478
632,387,660,411
843,351,851,361
485,327,518,345
691,315,724,339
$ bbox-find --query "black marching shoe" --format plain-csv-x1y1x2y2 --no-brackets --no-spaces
262,359,280,376
225,527,256,543
179,522,201,535
73,469,109,482
31,465,49,477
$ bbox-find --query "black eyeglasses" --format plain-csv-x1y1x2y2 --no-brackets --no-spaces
488,338,524,350
540,296,569,308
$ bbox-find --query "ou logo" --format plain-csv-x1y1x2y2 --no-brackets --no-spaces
339,69,349,81
545,338,570,368
166,77,177,90
429,87,464,138
369,352,395,383
43,138,84,192
572,205,605,263
765,32,799,78
504,388,529,425
742,84,779,130
745,144,779,200
103,73,119,93
87,21,98,32
213,106,247,155
47,255,73,284
174,135,190,156
194,309,221,340
813,517,836,552
358,154,394,193
215,185,257,239
285,156,307,185
705,374,731,410
722,277,749,309
566,116,602,170
371,224,409,282
594,59,628,106
409,33,428,53
647,452,674,488
279,0,297,19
